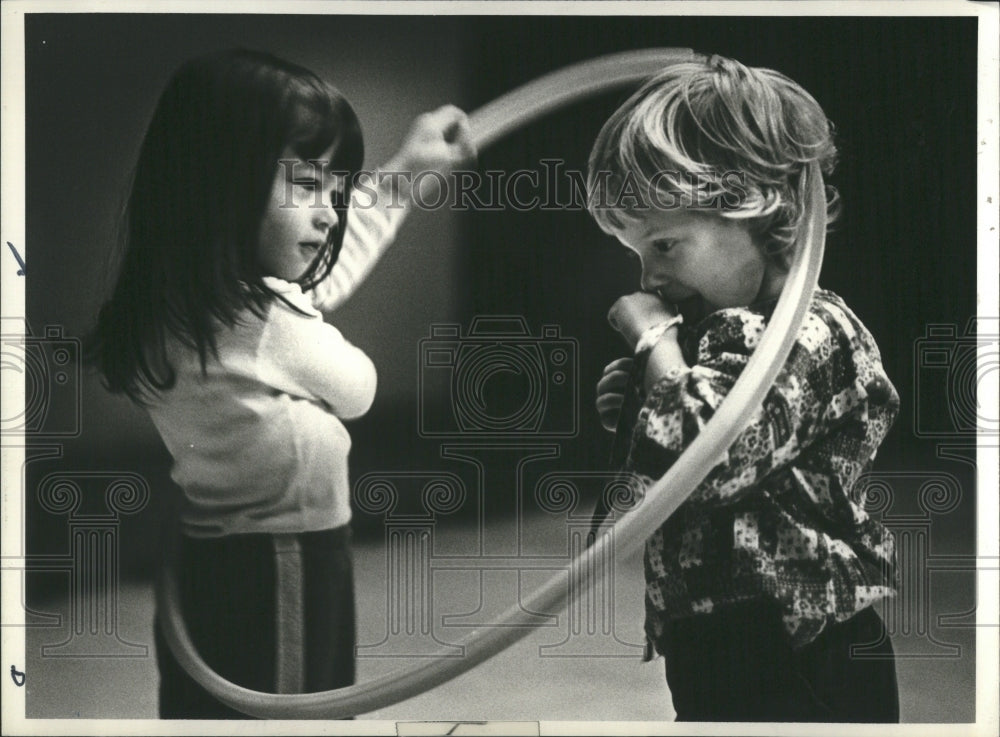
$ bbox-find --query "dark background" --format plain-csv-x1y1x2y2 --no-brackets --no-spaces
20,14,978,586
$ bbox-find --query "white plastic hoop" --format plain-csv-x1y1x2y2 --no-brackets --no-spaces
157,47,827,719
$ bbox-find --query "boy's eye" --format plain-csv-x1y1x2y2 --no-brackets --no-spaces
295,178,322,191
653,239,677,253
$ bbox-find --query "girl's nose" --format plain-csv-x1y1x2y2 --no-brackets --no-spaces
313,205,338,234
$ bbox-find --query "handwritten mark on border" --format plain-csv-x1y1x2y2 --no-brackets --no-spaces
6,242,25,276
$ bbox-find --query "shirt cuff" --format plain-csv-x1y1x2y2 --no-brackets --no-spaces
634,315,684,355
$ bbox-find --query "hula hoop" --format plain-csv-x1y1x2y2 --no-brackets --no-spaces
156,47,827,719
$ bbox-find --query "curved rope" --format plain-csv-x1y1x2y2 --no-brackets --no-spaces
156,47,827,719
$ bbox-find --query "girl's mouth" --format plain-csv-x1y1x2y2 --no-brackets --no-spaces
299,241,321,253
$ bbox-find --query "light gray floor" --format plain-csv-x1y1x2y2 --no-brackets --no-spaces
21,512,976,723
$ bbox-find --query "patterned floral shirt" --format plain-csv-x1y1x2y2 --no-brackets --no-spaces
622,288,899,650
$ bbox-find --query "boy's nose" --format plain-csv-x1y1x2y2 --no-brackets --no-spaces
638,253,666,292
640,269,662,292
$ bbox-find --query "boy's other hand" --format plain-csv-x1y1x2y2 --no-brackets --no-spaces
596,357,634,432
608,292,677,350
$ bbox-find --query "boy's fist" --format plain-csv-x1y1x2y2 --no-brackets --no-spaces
596,357,634,432
607,292,677,350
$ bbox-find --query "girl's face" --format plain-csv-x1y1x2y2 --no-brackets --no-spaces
257,145,344,283
613,207,786,314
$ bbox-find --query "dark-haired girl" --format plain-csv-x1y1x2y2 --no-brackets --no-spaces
87,48,474,718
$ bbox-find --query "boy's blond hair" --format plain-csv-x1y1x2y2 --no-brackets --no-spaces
587,54,839,268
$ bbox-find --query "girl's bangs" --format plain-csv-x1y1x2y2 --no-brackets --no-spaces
287,81,364,176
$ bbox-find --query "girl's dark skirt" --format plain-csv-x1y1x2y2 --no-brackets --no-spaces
155,525,355,719
656,600,900,722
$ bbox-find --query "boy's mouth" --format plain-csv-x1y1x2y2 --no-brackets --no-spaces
656,282,685,301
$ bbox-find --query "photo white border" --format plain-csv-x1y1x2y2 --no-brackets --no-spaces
2,2,997,735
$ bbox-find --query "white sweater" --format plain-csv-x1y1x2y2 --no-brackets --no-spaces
147,197,407,537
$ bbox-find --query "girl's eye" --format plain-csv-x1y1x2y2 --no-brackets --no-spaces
653,239,677,254
295,178,321,191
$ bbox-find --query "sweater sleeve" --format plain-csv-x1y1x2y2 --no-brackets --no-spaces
309,175,411,313
255,300,377,420
624,295,898,508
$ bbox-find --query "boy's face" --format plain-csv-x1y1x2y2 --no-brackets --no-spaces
257,145,343,283
613,208,780,312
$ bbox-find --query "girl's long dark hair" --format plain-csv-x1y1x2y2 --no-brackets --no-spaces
86,49,364,403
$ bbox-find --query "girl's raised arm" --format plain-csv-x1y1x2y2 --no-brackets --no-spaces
310,106,475,313
309,182,409,313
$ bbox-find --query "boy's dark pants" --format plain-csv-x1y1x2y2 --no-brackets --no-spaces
657,600,899,722
154,526,356,719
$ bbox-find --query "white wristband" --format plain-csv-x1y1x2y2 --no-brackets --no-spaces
634,315,683,354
